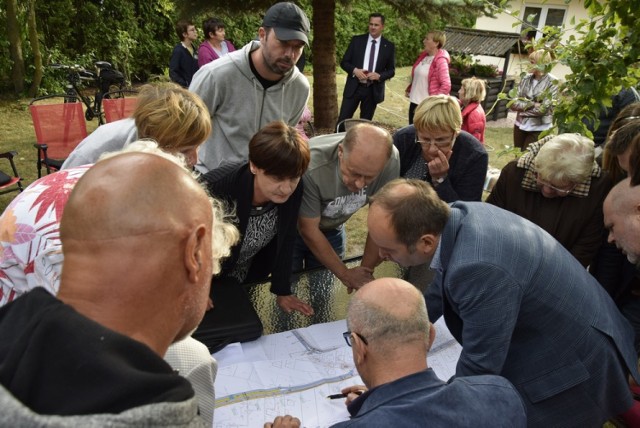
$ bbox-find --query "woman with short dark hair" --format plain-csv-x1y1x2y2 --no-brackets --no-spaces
202,121,313,315
198,17,235,67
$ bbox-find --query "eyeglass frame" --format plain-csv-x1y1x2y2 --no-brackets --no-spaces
414,133,456,149
343,331,368,347
533,171,577,195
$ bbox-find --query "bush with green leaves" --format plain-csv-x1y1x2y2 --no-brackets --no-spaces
497,0,639,139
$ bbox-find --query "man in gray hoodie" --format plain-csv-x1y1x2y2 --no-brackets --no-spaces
190,2,311,172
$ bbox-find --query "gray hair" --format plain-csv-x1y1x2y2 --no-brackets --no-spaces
347,286,429,352
534,133,595,184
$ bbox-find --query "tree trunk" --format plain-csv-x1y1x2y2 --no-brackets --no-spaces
27,0,42,97
311,0,338,129
6,0,25,93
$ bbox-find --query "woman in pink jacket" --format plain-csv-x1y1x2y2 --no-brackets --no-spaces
405,30,451,124
459,77,487,143
198,17,236,68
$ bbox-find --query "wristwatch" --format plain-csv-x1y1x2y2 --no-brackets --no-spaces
433,175,447,186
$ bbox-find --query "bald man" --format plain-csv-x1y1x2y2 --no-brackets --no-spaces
605,178,640,266
604,177,640,353
332,278,526,427
293,123,400,291
0,152,236,426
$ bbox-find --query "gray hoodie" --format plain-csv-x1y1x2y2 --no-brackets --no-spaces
0,384,205,428
190,40,310,172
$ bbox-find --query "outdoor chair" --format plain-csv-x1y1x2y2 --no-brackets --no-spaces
102,89,139,123
0,151,23,195
29,95,88,177
336,118,372,133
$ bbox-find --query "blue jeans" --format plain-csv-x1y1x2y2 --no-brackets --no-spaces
292,225,346,273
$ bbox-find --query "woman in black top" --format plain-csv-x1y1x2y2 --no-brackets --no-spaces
202,121,313,315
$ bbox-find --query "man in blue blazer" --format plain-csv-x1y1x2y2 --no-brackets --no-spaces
367,178,640,427
337,13,395,130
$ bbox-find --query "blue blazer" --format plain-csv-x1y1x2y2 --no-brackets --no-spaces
340,34,395,104
428,201,640,426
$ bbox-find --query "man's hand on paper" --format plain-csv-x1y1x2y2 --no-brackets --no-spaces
276,295,314,316
341,385,367,405
264,415,301,428
339,266,374,293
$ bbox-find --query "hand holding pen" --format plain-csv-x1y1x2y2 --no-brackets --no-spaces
327,385,367,405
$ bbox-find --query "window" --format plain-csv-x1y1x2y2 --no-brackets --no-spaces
521,4,567,41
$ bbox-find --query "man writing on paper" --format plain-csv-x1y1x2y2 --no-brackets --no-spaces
332,277,526,427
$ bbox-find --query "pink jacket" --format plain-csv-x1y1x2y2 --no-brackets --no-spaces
461,102,486,144
197,40,236,68
406,49,451,96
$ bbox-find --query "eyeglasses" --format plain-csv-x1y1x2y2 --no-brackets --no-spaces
343,331,368,347
415,134,455,149
533,171,577,195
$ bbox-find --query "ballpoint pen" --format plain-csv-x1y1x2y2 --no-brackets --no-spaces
327,390,364,399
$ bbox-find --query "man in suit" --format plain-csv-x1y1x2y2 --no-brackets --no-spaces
366,178,640,427
336,13,395,130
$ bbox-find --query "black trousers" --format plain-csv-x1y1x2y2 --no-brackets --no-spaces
336,84,378,131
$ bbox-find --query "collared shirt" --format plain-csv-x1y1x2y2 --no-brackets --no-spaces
429,235,444,274
362,35,381,72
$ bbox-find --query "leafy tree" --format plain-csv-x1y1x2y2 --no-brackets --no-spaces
26,0,42,97
5,0,25,93
499,0,640,138
1,0,176,94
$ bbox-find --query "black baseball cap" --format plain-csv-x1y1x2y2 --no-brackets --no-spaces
262,2,310,45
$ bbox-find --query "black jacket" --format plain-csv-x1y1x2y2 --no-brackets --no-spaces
202,162,303,295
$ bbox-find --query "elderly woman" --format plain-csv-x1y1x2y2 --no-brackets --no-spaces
393,95,487,203
487,134,612,267
62,83,210,169
198,17,236,67
405,30,451,124
201,121,313,316
510,49,558,150
459,77,487,143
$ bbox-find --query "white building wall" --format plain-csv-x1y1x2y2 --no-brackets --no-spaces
473,0,590,81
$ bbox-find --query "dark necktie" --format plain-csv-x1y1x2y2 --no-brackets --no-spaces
367,39,377,72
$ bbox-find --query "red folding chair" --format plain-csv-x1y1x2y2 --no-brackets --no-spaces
29,95,88,177
0,151,23,195
102,89,139,123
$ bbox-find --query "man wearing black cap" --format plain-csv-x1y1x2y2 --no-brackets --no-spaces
190,2,311,172
336,13,395,131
